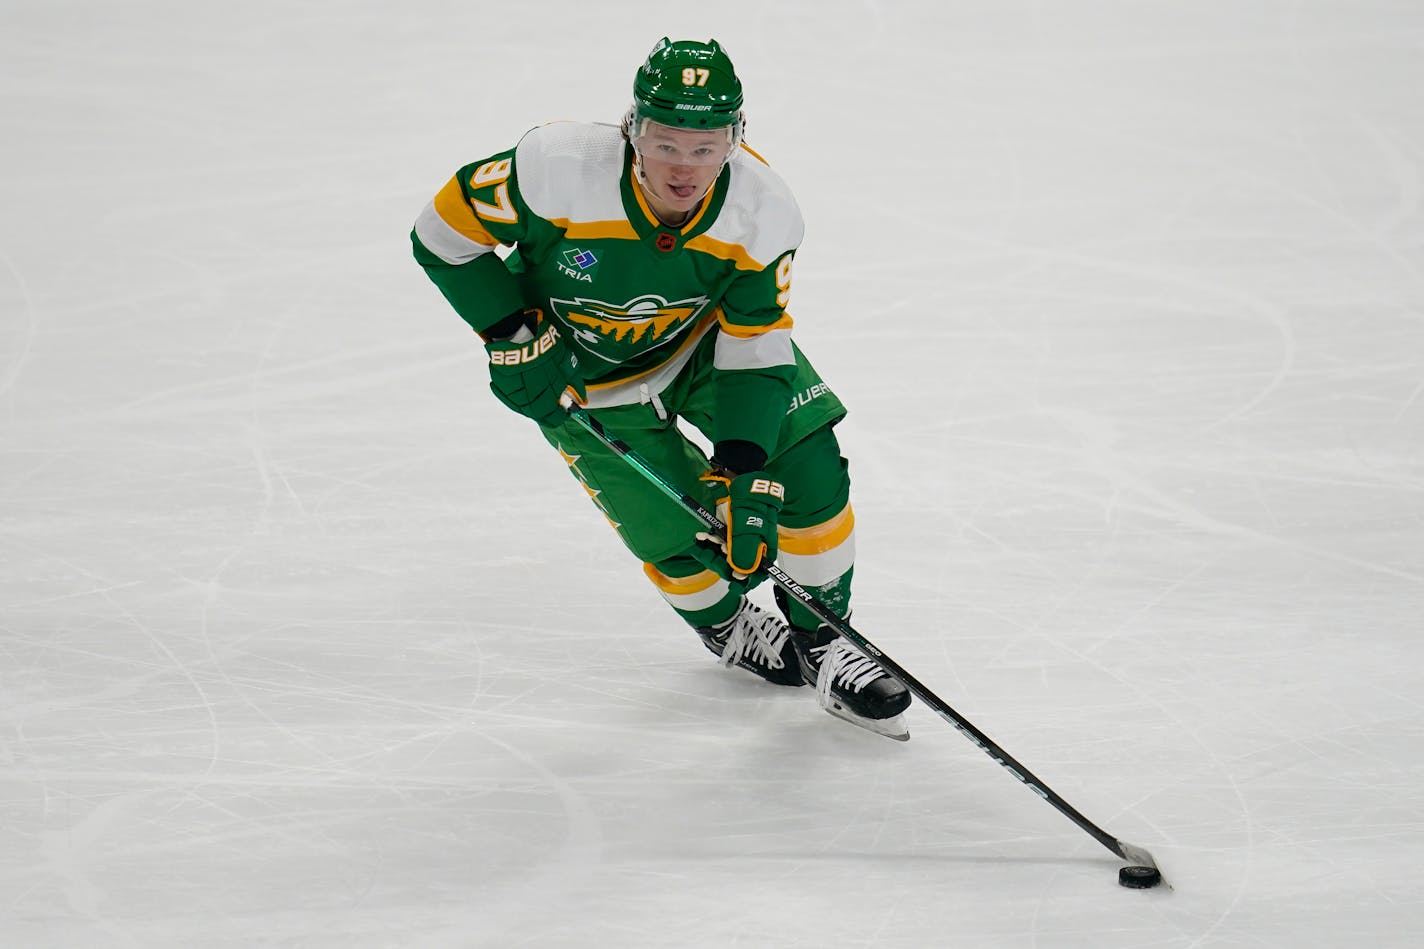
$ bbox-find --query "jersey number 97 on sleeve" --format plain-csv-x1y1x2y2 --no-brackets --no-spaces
470,158,518,224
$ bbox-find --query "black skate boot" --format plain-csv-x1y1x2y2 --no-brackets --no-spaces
696,600,805,687
793,625,912,740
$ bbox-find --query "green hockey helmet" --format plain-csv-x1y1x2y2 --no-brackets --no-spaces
630,37,744,132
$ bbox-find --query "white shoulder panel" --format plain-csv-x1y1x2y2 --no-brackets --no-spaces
514,122,628,224
704,148,806,270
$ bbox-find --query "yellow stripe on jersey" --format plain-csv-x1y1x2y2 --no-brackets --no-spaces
778,504,855,556
717,311,794,338
551,218,639,241
681,190,716,232
777,503,856,587
643,562,722,595
684,233,762,271
432,176,500,246
628,165,660,227
643,561,730,613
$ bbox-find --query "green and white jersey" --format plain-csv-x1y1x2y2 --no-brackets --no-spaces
412,121,803,454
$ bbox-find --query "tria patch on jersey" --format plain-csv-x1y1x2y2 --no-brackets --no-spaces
558,247,600,282
551,293,711,363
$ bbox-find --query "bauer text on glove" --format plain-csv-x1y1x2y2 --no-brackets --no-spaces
484,318,585,427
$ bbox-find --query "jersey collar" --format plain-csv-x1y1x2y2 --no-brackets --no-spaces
621,143,728,253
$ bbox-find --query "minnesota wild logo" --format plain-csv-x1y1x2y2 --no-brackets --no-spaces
551,293,712,364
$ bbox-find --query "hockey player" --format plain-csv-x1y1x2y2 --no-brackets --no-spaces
411,38,910,738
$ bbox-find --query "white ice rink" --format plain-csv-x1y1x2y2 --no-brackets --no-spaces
3,1,1422,946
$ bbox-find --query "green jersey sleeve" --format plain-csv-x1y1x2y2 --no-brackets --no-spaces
700,162,804,455
710,252,798,453
411,148,535,336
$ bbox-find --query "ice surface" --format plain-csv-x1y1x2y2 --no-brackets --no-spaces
2,1,1422,946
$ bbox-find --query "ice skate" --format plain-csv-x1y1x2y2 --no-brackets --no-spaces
696,600,805,687
794,626,911,741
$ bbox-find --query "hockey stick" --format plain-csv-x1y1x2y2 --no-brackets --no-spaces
564,404,1167,885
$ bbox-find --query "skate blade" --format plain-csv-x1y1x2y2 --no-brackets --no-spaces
823,703,910,741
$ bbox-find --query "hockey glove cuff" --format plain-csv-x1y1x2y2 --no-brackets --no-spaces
697,469,785,582
484,317,586,428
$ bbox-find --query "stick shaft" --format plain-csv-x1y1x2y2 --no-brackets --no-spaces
566,405,1150,865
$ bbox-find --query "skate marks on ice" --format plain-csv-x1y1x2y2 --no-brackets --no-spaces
4,0,1424,947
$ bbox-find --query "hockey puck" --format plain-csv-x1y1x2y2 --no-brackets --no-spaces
1118,865,1162,889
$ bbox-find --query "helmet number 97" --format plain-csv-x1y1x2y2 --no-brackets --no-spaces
681,68,710,87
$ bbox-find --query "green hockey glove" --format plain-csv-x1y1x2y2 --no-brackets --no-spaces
696,469,785,583
484,320,585,427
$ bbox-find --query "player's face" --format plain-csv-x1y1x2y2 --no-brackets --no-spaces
632,122,732,218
